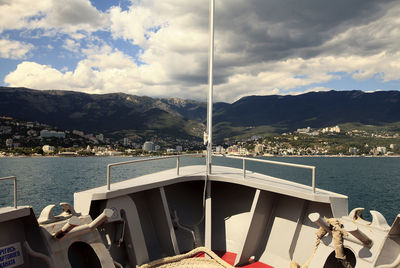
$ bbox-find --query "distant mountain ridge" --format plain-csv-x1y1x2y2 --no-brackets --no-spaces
214,90,400,129
0,87,207,140
1,87,400,141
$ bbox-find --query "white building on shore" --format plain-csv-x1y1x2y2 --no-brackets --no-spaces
143,141,155,152
322,126,341,134
42,145,55,153
40,130,66,138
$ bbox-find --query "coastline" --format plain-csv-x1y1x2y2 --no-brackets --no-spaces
1,153,399,159
268,154,400,158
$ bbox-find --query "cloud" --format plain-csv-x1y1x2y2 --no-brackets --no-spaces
108,5,162,47
0,0,106,34
0,0,51,33
4,47,142,93
295,87,332,95
8,47,400,102
212,50,400,101
316,2,400,55
5,61,70,89
104,0,400,101
62,38,80,53
0,39,33,59
3,0,400,102
41,0,107,33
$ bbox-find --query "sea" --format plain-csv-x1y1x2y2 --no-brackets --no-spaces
0,156,399,224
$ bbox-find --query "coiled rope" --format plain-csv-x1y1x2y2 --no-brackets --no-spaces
290,217,353,268
138,247,233,268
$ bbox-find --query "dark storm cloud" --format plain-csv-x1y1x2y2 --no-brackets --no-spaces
163,0,393,87
214,0,394,64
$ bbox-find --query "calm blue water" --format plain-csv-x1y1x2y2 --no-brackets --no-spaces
0,156,399,224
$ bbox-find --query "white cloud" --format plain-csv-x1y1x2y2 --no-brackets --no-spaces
3,0,400,102
211,51,400,101
0,39,33,59
62,38,80,53
103,0,400,101
0,0,106,34
109,5,160,47
293,87,332,95
41,0,107,33
0,0,52,33
5,62,71,89
5,48,142,94
6,40,400,102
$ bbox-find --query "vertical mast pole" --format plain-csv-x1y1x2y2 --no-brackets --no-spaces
206,0,215,175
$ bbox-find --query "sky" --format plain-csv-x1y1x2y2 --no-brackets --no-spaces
1,0,400,102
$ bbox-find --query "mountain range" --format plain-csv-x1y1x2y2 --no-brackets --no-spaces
1,87,400,142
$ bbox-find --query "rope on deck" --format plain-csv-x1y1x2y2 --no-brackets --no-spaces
138,247,233,268
290,217,353,268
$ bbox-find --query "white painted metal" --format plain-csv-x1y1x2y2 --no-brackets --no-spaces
160,187,180,255
1,161,398,267
235,189,264,265
105,196,149,265
243,158,246,178
106,154,200,190
105,154,317,194
221,155,317,192
76,165,345,205
205,0,217,252
205,181,212,249
206,0,215,175
343,221,373,247
376,256,400,268
177,157,180,176
39,212,115,267
0,176,17,208
0,206,30,222
308,212,330,232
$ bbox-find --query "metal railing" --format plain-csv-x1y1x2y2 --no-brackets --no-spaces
216,155,317,193
0,176,17,208
106,154,316,193
106,154,201,191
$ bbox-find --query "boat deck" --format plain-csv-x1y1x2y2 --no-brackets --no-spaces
74,165,348,217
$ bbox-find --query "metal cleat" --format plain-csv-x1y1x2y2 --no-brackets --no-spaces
89,208,114,230
349,207,365,220
308,212,330,233
57,202,80,218
370,210,390,230
38,203,81,224
52,209,114,240
53,216,81,239
38,204,56,224
343,222,373,248
348,207,371,225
